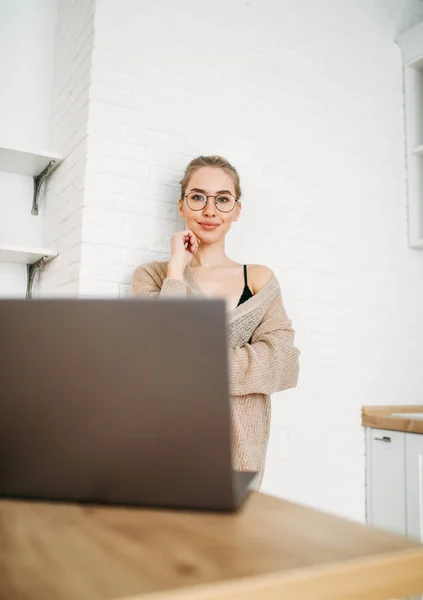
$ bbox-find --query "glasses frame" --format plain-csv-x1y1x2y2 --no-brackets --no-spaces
184,190,239,213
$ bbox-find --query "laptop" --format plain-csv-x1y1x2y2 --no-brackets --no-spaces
0,298,257,511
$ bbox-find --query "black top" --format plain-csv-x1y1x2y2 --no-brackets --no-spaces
236,264,254,307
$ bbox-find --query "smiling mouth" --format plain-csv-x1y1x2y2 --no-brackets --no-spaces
199,222,219,230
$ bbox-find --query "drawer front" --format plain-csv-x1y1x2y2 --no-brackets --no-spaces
366,428,406,536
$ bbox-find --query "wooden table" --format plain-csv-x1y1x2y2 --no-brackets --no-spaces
362,404,423,433
1,492,423,600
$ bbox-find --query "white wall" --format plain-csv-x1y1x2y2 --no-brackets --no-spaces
0,172,43,297
42,0,423,522
0,263,27,298
0,0,57,150
0,0,58,298
40,0,96,297
0,173,43,247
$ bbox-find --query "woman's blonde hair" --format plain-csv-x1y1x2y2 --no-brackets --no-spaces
179,155,241,200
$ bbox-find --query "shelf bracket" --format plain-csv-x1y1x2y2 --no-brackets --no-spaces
26,257,47,299
32,160,56,216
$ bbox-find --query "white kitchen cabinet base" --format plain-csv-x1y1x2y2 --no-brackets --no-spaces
366,428,407,537
407,433,423,600
366,426,423,600
406,433,423,543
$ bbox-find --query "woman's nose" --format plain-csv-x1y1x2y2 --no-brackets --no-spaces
203,198,217,217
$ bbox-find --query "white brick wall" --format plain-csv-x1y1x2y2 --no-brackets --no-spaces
40,0,95,297
43,0,423,521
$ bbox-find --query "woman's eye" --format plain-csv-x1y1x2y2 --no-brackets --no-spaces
218,196,229,203
193,195,204,201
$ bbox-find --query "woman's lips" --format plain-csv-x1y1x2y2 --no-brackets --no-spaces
198,222,219,230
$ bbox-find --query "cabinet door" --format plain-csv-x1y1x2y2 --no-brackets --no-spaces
366,428,407,536
405,433,423,600
406,433,423,540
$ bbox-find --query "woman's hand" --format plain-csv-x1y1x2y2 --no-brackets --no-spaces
167,230,200,280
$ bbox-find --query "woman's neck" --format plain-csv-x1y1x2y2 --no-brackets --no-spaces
190,240,229,268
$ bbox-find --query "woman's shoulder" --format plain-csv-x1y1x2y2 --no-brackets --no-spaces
248,264,275,294
134,260,168,276
132,260,169,293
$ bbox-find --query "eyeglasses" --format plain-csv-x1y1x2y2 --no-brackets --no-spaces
184,191,238,213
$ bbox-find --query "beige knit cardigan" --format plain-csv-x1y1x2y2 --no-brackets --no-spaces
132,261,300,488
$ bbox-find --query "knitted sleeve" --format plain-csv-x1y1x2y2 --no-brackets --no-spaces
132,264,188,298
228,291,300,396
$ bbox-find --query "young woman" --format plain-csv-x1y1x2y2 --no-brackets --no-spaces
132,155,299,488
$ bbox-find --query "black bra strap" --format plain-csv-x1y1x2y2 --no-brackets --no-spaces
243,264,248,287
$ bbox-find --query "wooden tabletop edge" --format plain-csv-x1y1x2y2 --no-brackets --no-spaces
116,546,423,600
362,405,423,414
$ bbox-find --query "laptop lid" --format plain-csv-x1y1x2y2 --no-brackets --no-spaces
0,298,238,511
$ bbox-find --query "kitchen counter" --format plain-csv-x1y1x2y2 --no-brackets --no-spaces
362,405,423,434
1,492,423,600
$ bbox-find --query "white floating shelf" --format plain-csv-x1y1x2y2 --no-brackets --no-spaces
412,145,423,156
0,244,58,265
0,145,63,176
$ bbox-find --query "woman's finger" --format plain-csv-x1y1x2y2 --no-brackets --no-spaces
181,230,200,253
189,232,198,249
182,231,192,248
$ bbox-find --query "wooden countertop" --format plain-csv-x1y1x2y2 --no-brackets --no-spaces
362,405,423,434
1,492,423,600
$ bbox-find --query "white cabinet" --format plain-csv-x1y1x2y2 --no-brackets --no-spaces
366,428,407,536
366,428,423,600
396,21,423,249
406,433,423,542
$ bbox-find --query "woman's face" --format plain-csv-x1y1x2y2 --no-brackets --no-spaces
178,166,241,244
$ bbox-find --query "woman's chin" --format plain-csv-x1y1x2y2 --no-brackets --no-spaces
195,231,220,244
193,225,226,243
191,228,209,242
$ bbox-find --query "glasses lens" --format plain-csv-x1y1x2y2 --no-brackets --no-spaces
186,192,236,212
216,194,236,212
187,192,207,210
